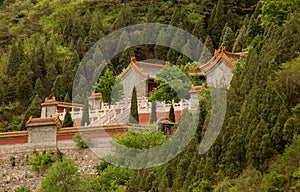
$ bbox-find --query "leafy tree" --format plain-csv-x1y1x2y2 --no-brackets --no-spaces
129,86,139,124
62,108,73,128
95,68,117,106
149,66,190,104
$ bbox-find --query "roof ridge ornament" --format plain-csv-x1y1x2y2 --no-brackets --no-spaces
130,56,137,64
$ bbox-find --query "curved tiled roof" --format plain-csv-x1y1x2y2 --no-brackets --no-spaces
26,116,62,127
189,47,247,76
117,57,167,79
41,97,84,108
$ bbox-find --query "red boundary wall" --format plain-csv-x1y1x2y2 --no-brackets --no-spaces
0,125,127,145
139,111,182,124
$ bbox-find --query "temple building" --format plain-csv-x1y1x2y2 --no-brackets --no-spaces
117,57,170,98
189,47,247,92
37,48,247,127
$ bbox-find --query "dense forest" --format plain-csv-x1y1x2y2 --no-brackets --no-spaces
1,0,300,191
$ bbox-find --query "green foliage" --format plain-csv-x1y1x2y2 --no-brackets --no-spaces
15,186,31,192
72,132,89,148
168,104,175,122
149,66,191,103
62,108,73,128
20,94,42,130
129,86,139,124
39,158,83,192
95,68,120,105
150,101,157,124
113,130,165,150
260,0,300,28
81,99,90,126
50,75,65,102
29,150,54,173
91,163,132,191
10,156,16,167
219,23,235,51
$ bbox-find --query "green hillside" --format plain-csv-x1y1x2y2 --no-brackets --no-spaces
0,0,300,191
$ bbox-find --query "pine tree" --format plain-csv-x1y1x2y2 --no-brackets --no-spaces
81,99,90,126
169,104,175,122
150,101,157,124
62,108,74,128
129,86,139,124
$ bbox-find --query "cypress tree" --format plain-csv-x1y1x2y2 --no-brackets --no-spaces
62,108,74,128
169,104,175,123
30,41,46,82
192,18,206,42
50,75,65,102
45,62,58,94
219,23,235,51
199,36,213,65
207,0,225,47
81,99,90,126
232,16,250,52
32,78,46,101
150,101,157,124
6,40,24,78
112,5,134,31
61,61,75,97
15,62,34,103
20,94,42,130
129,86,139,124
64,92,71,103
